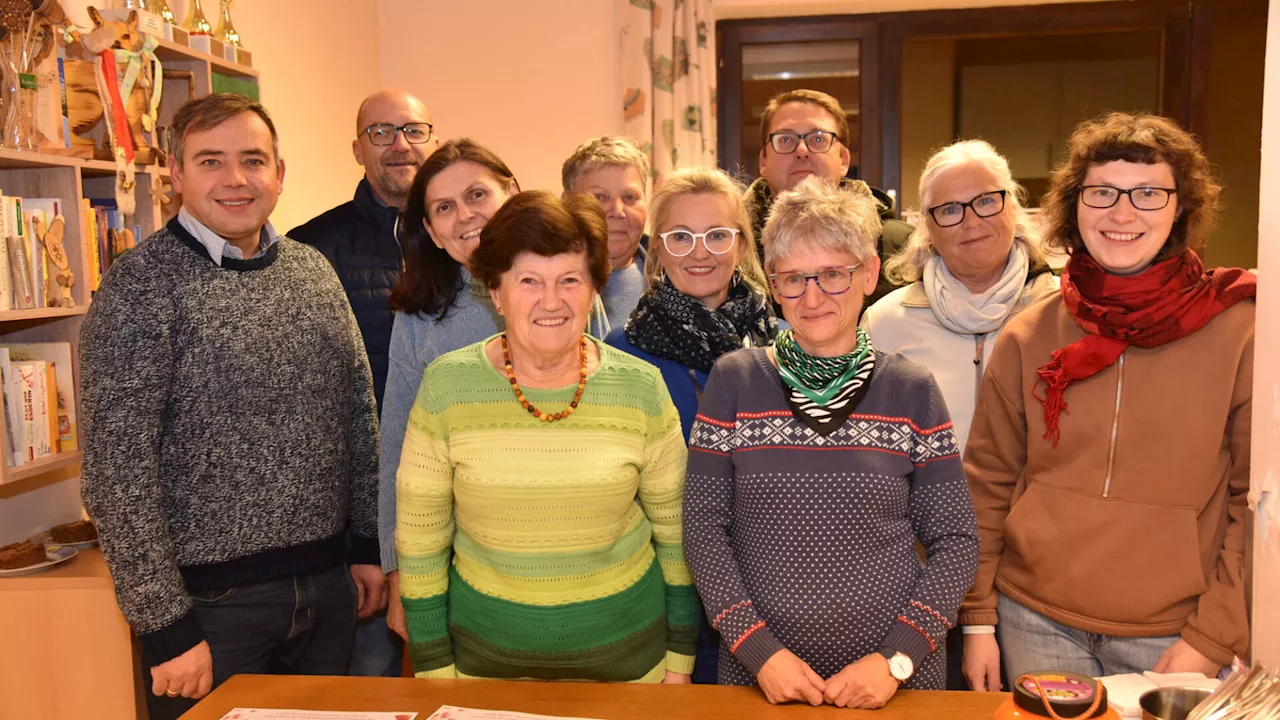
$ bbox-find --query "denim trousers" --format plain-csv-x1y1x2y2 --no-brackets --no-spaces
142,564,358,720
997,593,1179,680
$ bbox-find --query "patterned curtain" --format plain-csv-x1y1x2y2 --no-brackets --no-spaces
621,0,717,183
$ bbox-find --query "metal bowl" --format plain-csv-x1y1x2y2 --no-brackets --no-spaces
1139,686,1215,720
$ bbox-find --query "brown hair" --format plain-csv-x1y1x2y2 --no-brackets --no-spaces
390,138,519,318
758,89,850,153
171,93,279,167
1040,112,1221,260
470,191,611,292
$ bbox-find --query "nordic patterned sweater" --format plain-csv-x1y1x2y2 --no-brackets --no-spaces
80,218,380,665
683,348,979,688
396,336,699,681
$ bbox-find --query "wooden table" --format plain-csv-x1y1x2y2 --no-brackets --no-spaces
0,547,143,720
184,675,1008,719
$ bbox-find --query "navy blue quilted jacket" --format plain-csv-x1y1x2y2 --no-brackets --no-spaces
290,179,402,411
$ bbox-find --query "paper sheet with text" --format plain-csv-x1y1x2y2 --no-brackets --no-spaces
218,710,418,720
426,707,604,720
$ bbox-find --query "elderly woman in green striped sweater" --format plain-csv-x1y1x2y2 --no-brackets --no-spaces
395,189,698,682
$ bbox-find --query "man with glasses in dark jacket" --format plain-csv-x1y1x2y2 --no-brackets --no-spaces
290,88,437,677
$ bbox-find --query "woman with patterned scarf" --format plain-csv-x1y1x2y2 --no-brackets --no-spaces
683,176,979,708
962,112,1256,689
606,166,775,684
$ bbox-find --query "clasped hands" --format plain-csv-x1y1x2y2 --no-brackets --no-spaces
757,649,900,709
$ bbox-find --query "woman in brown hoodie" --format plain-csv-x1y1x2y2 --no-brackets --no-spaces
960,112,1256,691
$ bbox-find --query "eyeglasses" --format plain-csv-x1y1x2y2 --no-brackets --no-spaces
658,227,739,257
767,130,843,155
360,122,434,146
928,190,1007,228
1080,185,1177,211
769,264,862,299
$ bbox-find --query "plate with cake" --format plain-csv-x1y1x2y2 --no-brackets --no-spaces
0,541,77,577
31,520,99,550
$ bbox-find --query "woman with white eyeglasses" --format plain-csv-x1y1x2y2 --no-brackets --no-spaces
607,166,775,443
607,166,775,685
682,176,978,708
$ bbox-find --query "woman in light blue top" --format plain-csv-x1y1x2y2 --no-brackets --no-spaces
380,139,607,640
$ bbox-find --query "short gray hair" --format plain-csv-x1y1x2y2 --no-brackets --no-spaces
761,176,881,269
884,139,1045,285
561,135,651,194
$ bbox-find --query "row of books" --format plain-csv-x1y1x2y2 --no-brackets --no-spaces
0,343,77,468
0,195,65,311
83,198,139,292
0,194,139,311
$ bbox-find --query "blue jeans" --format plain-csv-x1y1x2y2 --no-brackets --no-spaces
997,594,1178,680
142,565,358,720
348,612,404,677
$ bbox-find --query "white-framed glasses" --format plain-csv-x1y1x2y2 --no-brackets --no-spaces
657,227,739,257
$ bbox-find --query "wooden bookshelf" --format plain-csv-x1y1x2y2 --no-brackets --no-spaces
0,32,260,491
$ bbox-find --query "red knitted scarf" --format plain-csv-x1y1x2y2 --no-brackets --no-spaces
1035,250,1256,446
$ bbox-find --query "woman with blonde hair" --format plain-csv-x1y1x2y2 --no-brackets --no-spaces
607,166,775,441
607,166,775,684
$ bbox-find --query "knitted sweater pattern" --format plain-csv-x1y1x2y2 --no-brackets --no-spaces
683,348,979,688
396,338,698,682
80,221,379,660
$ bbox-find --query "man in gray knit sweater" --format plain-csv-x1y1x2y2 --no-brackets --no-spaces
80,94,385,720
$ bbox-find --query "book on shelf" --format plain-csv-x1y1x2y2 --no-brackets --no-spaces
5,343,77,454
0,194,68,310
0,343,74,467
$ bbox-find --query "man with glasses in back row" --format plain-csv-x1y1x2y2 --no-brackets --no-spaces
290,89,439,677
746,89,913,306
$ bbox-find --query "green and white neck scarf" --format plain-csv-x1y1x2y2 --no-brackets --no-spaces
774,328,876,433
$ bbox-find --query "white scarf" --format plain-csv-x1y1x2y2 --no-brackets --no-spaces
923,244,1029,334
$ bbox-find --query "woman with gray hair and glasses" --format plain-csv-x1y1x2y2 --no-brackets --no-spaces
683,176,979,708
861,140,1058,690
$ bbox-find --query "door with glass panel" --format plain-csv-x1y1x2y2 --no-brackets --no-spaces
718,20,881,188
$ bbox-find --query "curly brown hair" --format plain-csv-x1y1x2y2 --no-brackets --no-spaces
470,191,611,292
1040,112,1221,261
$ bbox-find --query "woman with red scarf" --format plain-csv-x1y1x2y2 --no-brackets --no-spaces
959,112,1255,691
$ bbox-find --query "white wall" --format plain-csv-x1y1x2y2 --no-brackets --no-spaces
375,0,623,193
1250,0,1279,668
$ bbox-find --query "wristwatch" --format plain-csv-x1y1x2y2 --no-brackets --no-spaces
878,649,914,683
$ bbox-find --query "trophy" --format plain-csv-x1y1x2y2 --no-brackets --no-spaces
215,0,239,46
183,0,213,35
153,0,175,23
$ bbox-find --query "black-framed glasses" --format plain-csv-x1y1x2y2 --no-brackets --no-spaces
767,130,843,155
1080,185,1177,211
928,190,1007,227
360,122,434,146
769,264,862,299
658,227,739,257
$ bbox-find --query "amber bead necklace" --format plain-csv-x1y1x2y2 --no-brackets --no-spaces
501,333,588,422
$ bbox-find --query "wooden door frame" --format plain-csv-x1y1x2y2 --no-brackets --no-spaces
717,17,882,186
875,0,1193,204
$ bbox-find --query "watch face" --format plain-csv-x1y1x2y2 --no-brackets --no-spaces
889,654,914,680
